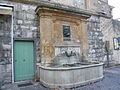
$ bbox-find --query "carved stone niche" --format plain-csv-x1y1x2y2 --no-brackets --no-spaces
36,5,91,64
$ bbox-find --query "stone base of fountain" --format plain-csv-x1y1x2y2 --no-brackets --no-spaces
38,63,103,88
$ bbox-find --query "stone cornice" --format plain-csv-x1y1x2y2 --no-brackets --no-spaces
36,6,91,18
5,0,112,19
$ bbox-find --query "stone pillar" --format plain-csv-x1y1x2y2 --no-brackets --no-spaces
80,19,89,60
39,12,55,64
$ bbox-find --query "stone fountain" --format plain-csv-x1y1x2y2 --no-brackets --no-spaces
36,6,104,89
39,46,103,88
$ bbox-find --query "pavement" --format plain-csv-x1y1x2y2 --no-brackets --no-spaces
1,65,120,90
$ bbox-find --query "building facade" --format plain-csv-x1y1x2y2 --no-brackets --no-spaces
0,0,117,84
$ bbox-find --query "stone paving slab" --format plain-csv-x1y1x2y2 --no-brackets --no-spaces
1,66,120,90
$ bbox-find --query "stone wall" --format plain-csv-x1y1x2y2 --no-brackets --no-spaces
99,16,120,65
13,2,40,63
112,20,120,35
87,15,115,65
6,0,86,10
87,16,104,62
0,15,12,83
87,0,112,17
100,17,114,64
51,0,85,9
0,0,40,83
0,0,116,83
85,0,114,65
112,20,120,64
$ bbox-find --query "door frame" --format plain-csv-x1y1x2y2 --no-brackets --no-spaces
0,4,14,83
13,38,37,82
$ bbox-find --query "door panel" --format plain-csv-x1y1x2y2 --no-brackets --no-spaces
14,41,35,81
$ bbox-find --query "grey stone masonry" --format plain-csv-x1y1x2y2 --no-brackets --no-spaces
0,0,40,83
88,0,113,17
112,20,120,34
0,0,114,84
100,17,114,65
87,16,104,62
0,15,12,83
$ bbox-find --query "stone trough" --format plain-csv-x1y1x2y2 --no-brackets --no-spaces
39,62,103,88
38,45,104,88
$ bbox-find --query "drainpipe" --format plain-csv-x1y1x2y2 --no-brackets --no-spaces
11,7,14,83
105,41,110,67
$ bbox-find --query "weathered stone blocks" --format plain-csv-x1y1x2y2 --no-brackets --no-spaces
0,1,40,83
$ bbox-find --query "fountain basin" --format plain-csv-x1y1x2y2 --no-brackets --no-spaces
39,63,104,88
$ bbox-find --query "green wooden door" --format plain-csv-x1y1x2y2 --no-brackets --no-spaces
14,41,35,81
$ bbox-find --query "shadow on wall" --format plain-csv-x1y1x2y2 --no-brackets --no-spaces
112,20,120,34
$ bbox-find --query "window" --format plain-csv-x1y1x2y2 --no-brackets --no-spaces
63,25,71,41
113,37,120,50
